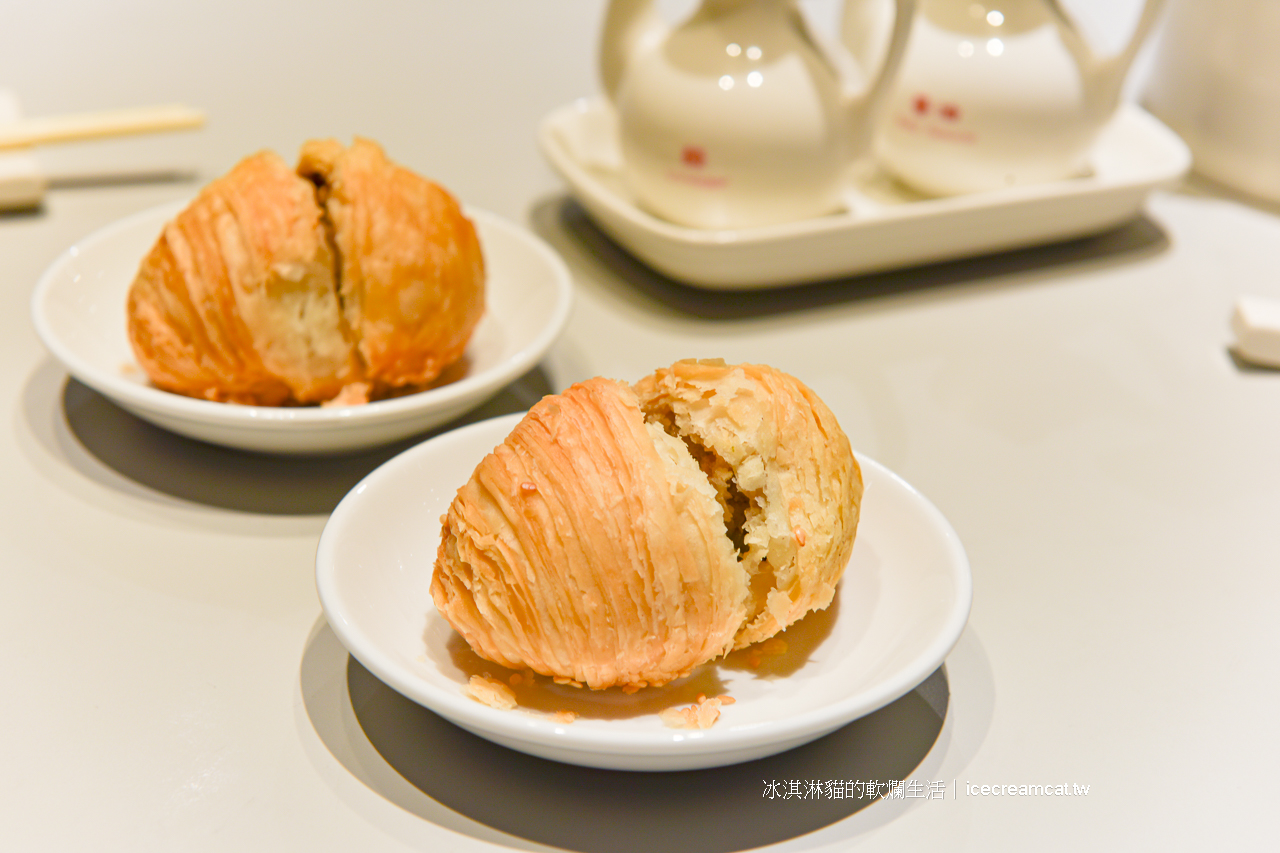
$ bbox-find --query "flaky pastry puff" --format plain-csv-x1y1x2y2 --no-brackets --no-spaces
431,360,863,690
127,139,484,406
298,137,485,394
127,150,357,405
634,359,862,648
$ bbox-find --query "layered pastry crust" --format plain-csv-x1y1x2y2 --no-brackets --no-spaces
298,138,485,394
431,360,863,690
127,138,483,406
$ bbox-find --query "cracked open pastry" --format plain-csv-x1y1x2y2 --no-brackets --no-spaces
126,138,484,406
430,359,863,690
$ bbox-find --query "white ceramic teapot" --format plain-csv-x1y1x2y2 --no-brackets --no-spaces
600,0,915,229
867,0,1166,196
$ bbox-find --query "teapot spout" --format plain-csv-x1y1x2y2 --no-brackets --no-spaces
600,0,668,102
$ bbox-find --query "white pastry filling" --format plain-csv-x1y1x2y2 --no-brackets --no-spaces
640,401,786,631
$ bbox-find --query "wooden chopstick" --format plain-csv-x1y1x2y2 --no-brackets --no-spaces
0,104,205,150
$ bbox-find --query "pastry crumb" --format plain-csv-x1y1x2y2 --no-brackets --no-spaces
552,710,577,724
757,637,788,656
321,382,372,407
508,669,537,687
746,637,789,668
464,674,517,710
660,694,729,729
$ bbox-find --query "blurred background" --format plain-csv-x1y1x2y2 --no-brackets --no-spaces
0,0,1168,223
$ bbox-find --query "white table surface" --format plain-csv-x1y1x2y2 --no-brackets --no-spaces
2,2,1277,850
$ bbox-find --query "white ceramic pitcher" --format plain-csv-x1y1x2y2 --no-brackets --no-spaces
601,0,915,229
867,0,1166,196
1144,0,1280,203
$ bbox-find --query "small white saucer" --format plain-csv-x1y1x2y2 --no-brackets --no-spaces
538,97,1190,290
316,413,972,771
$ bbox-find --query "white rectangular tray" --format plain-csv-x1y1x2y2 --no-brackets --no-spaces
538,97,1190,290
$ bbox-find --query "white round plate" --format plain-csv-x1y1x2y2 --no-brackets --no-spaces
31,201,572,454
316,413,972,771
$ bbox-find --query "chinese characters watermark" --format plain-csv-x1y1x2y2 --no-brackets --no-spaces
762,779,946,800
762,780,1091,800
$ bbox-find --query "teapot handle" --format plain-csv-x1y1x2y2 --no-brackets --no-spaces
1042,0,1167,107
599,0,666,103
838,0,916,148
840,0,914,88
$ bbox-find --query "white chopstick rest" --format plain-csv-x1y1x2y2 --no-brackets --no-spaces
0,90,43,209
1231,295,1280,368
0,153,44,209
0,104,205,151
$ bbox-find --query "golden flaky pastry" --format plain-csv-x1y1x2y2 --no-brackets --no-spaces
127,138,484,406
431,359,863,690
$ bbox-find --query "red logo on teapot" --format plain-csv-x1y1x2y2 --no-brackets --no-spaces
681,145,707,167
897,93,973,142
